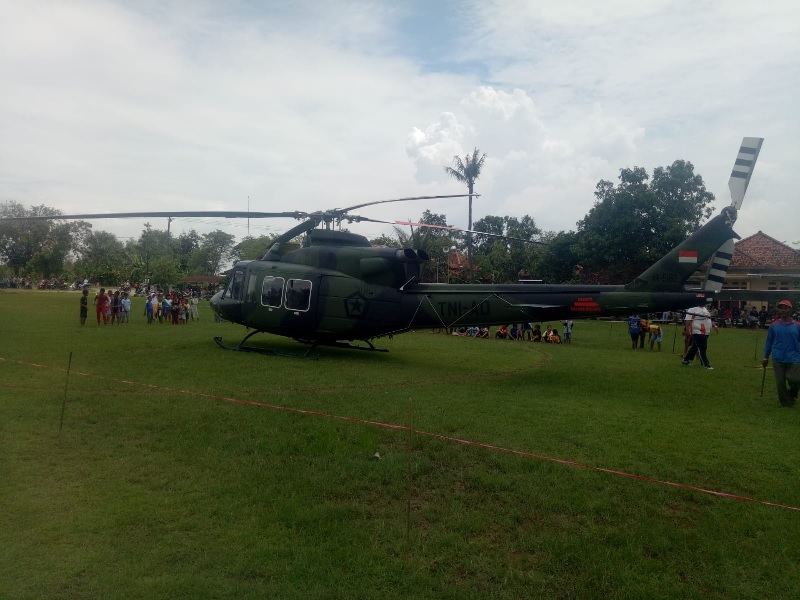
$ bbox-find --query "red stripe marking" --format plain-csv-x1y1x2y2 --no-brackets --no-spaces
3,356,798,512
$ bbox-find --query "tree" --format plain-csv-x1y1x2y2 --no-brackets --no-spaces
175,231,201,273
149,256,181,289
74,231,126,284
368,234,399,248
534,230,581,284
0,201,89,276
191,230,236,275
233,235,279,261
444,147,487,281
472,215,541,282
575,161,715,283
134,224,173,278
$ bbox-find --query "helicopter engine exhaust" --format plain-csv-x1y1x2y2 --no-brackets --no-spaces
395,249,418,262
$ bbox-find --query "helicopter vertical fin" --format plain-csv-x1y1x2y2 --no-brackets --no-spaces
702,238,735,291
625,209,739,292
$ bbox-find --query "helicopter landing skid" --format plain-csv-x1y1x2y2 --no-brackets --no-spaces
307,339,389,353
213,334,318,360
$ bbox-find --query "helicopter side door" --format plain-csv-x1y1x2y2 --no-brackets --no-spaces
256,273,321,337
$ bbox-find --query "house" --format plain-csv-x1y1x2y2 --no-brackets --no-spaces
717,232,800,308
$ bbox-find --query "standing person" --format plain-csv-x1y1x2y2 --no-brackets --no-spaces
104,290,113,324
190,293,199,321
638,315,650,349
762,300,800,407
79,288,89,325
110,290,121,325
120,292,131,323
628,314,642,350
93,288,107,325
562,319,573,344
160,294,170,324
682,301,714,370
145,295,154,324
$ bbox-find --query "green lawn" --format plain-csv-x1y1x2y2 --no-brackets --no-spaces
1,289,798,599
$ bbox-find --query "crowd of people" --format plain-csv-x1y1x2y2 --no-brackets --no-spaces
449,321,574,344
626,300,800,408
626,315,666,352
80,287,201,326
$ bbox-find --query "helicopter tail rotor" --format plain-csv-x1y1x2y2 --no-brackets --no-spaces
728,137,763,211
703,137,763,292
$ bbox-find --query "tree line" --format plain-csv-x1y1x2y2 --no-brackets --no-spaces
0,158,715,287
372,158,714,285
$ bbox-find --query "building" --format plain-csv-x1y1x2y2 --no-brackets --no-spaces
718,231,800,308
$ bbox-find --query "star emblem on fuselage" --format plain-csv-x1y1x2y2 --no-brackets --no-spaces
344,293,368,317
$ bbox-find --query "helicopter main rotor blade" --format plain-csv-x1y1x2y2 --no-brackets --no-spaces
0,210,309,221
336,194,478,216
351,216,545,246
396,221,546,246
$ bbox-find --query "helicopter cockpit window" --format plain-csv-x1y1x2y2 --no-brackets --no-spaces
229,269,245,301
261,277,285,308
246,273,258,300
285,279,312,312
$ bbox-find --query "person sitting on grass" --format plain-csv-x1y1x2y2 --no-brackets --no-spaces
509,324,521,340
495,324,509,339
478,326,490,339
548,328,562,344
532,324,542,342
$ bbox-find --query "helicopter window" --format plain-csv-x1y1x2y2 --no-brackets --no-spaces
285,279,312,312
261,277,285,308
246,273,258,300
230,270,245,301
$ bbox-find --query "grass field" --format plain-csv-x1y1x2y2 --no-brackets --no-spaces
1,289,798,599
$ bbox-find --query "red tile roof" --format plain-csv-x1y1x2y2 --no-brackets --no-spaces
731,232,800,269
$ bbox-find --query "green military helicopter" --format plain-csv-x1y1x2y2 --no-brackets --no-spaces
3,138,776,355
204,138,770,354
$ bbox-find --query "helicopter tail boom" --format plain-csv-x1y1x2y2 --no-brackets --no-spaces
624,208,739,293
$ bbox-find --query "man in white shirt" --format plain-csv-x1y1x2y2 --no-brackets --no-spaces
682,301,714,370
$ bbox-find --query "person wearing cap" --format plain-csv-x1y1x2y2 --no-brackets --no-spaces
762,300,800,407
682,300,715,370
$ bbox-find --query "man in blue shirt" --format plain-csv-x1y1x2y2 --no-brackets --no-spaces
762,300,800,407
627,315,642,350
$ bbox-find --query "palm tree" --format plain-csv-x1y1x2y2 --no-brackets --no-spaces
444,147,487,281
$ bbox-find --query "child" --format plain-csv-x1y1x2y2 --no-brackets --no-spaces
562,320,573,344
145,296,154,324
190,294,199,321
179,299,188,324
161,296,170,324
120,293,131,323
94,287,107,325
110,290,121,325
80,288,89,325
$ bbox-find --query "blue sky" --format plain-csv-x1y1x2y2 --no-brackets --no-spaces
1,0,797,245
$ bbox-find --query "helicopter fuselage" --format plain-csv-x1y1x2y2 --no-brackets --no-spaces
210,256,710,344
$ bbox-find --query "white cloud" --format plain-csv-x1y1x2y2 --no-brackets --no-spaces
0,0,797,247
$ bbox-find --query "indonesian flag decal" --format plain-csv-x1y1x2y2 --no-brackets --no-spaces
678,250,698,263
